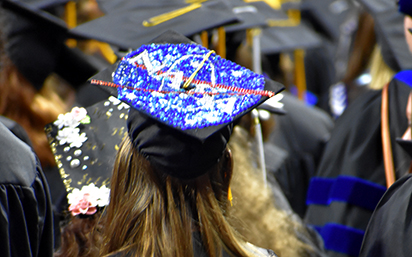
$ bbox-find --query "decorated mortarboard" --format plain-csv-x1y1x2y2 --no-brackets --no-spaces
45,97,130,215
358,0,412,71
2,0,100,90
69,0,240,51
89,30,284,178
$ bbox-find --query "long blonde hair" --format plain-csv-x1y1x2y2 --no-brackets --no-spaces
101,135,262,257
229,126,321,257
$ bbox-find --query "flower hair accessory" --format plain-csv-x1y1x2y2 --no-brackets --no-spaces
67,183,110,216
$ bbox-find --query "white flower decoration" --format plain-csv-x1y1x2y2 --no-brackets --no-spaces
69,132,88,148
109,96,130,110
67,183,110,216
54,107,89,149
56,127,80,145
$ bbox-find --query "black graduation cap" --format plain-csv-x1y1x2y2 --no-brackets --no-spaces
2,0,101,90
261,22,323,54
89,30,284,178
300,0,358,42
358,0,412,71
398,0,412,17
45,97,130,215
69,0,240,51
223,0,272,32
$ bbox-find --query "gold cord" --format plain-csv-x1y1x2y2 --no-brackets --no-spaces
143,3,202,27
182,50,215,89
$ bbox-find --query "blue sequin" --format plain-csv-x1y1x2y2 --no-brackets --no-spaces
113,43,265,130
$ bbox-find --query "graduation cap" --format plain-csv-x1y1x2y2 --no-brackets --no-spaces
45,97,130,215
300,0,358,42
398,0,412,18
69,0,240,51
260,22,323,54
358,0,412,71
223,0,272,32
89,30,284,179
2,0,101,90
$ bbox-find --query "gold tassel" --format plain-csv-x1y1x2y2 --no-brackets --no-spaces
228,186,233,206
201,30,208,48
217,27,226,58
65,1,77,48
294,49,306,101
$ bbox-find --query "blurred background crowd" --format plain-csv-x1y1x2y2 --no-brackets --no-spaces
0,0,412,256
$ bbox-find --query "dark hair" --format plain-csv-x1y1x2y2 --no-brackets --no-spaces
54,213,103,257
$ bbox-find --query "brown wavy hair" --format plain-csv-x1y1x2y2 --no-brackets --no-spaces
54,213,103,257
100,135,263,257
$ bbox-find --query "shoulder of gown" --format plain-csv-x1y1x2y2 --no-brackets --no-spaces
0,121,54,257
359,174,412,257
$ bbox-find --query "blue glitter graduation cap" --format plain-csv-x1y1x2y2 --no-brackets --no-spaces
90,30,284,140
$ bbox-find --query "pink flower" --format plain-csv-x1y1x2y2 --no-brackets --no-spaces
68,193,97,216
71,107,87,122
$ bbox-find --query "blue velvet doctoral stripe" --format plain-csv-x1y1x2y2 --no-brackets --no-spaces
393,70,412,88
313,223,364,257
306,176,386,211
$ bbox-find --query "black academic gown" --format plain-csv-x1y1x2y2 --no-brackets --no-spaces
304,70,412,257
0,121,54,257
359,174,412,257
267,92,334,218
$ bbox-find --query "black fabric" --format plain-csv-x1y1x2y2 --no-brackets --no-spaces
3,6,66,90
396,138,412,158
359,0,412,72
304,76,412,257
0,121,54,256
359,174,412,257
70,1,240,51
128,108,232,179
267,92,334,218
2,0,103,90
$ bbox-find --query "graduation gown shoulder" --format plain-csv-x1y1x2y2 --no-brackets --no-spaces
359,174,412,257
0,121,54,257
304,71,412,257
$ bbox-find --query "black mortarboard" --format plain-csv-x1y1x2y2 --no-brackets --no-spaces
223,0,272,32
398,0,412,17
261,22,323,54
2,0,100,90
89,30,284,179
69,0,240,51
300,0,358,42
45,97,130,215
358,0,412,71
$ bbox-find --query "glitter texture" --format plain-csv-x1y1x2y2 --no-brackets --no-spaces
112,43,267,130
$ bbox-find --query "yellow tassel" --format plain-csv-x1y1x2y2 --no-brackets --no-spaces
217,27,226,59
201,30,208,48
294,49,306,101
228,186,233,206
65,1,77,48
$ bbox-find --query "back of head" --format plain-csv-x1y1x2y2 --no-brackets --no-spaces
88,30,284,257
